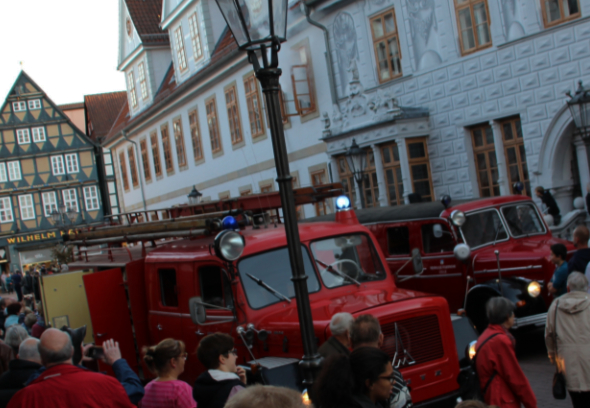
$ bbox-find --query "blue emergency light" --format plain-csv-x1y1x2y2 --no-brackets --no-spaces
221,215,239,231
336,195,351,211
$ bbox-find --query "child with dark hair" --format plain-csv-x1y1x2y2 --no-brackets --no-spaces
140,338,196,408
548,243,569,297
193,333,246,408
313,347,394,408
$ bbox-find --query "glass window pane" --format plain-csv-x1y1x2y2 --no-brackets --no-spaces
563,0,579,15
476,153,487,170
519,144,527,161
386,169,394,184
485,127,494,145
515,120,523,139
372,18,384,38
462,28,475,51
476,22,491,46
388,38,402,75
479,170,489,187
491,168,499,184
392,145,400,162
384,13,396,33
546,0,561,22
473,129,483,147
408,142,426,159
387,227,410,255
503,123,513,140
383,147,391,164
414,180,431,197
488,151,498,168
509,165,520,182
506,147,517,164
411,164,428,180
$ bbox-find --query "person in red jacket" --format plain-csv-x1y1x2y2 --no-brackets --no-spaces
475,297,537,408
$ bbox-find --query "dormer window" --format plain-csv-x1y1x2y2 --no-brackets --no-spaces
174,26,188,72
138,62,148,100
189,12,203,61
28,99,41,110
12,102,26,112
128,71,137,108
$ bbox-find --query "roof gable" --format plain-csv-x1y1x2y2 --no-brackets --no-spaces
85,91,128,142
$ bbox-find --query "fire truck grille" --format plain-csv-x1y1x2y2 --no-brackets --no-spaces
380,314,444,366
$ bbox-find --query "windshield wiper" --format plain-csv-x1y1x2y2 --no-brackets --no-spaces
246,273,291,303
315,258,361,287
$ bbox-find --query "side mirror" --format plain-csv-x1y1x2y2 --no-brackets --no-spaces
411,248,423,275
189,297,236,326
432,224,443,239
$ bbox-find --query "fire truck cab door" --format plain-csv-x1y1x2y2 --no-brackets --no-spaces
148,265,183,345
84,268,137,375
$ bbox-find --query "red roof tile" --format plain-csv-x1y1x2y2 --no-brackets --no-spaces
85,91,128,142
210,29,238,65
58,102,85,110
103,99,131,144
126,0,169,45
153,63,177,104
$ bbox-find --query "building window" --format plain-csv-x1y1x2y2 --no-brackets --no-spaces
83,186,100,211
42,191,58,216
128,71,137,108
173,118,187,167
370,8,402,83
128,146,139,187
138,62,148,100
455,0,492,55
541,0,580,27
16,129,30,144
381,143,404,206
188,12,203,61
406,138,434,202
0,197,13,223
7,161,21,181
174,26,188,72
32,127,46,142
0,164,6,183
65,153,79,174
291,46,317,117
188,109,203,161
62,188,78,212
501,117,530,196
19,194,35,220
140,139,151,182
244,74,265,138
161,125,174,173
471,124,500,197
206,98,222,153
51,156,65,176
119,151,129,191
337,157,357,209
279,87,290,125
28,99,41,110
240,189,251,196
150,132,162,177
225,85,243,145
311,170,331,216
12,102,26,112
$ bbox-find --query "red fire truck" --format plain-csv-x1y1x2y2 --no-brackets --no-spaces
311,195,575,333
58,185,476,406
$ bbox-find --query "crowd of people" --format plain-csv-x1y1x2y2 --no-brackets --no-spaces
1,262,66,303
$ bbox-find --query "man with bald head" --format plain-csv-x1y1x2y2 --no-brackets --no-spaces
568,226,590,274
0,337,42,406
7,329,134,408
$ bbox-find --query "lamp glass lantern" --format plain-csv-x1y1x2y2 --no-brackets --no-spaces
66,207,77,223
567,81,590,137
345,138,367,183
188,186,203,205
214,0,288,50
50,210,61,224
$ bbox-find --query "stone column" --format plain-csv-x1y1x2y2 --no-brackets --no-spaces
397,138,413,204
490,120,510,196
371,144,388,207
574,136,590,209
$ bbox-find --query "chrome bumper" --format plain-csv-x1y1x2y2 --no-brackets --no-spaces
512,312,547,329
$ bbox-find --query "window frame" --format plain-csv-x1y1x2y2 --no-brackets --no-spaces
42,191,58,217
150,131,162,177
51,155,65,176
0,197,13,223
206,97,222,154
174,25,188,72
12,102,26,112
224,85,244,145
7,161,21,181
83,186,100,211
540,0,581,28
127,146,139,188
188,11,203,62
28,99,41,110
0,163,6,183
244,74,265,139
32,127,46,142
290,43,317,117
172,118,188,167
18,194,35,221
119,151,130,191
381,142,404,206
127,70,137,108
406,138,434,202
65,153,79,174
188,109,203,161
17,128,31,144
500,117,530,197
138,62,149,100
470,124,500,198
161,124,174,173
62,188,79,213
370,7,403,84
140,138,152,182
454,0,492,56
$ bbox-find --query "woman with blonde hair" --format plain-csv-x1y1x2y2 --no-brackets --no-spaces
139,338,196,408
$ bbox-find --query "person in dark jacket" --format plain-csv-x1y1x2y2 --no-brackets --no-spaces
9,273,22,302
193,333,246,408
318,312,353,359
535,186,561,225
314,347,394,408
0,338,42,408
569,226,590,274
475,297,536,408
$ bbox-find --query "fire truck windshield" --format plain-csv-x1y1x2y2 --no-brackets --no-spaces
237,246,321,309
310,234,386,289
461,209,508,248
501,203,545,237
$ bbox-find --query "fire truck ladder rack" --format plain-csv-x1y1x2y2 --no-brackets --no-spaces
65,182,343,252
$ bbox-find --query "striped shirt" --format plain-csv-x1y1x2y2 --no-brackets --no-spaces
139,380,197,408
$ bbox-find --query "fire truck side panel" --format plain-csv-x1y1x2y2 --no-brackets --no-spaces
125,259,152,376
84,268,137,376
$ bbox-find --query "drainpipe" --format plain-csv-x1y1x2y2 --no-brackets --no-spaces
304,3,338,105
122,131,147,211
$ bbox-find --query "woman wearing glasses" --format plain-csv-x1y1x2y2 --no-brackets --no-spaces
314,347,395,408
139,338,196,408
193,333,247,408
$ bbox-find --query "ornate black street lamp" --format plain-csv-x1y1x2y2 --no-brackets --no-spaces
187,186,203,205
567,81,590,166
50,204,78,229
214,0,321,385
345,138,367,209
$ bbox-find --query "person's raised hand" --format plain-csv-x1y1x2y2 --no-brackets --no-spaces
236,366,247,384
101,339,122,366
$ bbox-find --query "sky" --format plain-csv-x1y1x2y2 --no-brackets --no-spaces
0,0,127,106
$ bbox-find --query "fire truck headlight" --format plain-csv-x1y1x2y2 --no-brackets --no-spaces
335,195,351,211
527,281,541,298
214,230,245,262
467,340,477,360
450,210,466,227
